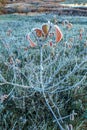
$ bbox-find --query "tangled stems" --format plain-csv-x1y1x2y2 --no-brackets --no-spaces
39,45,64,130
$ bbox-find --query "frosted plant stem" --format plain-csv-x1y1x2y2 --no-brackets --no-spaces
12,121,17,130
40,46,43,87
40,46,64,130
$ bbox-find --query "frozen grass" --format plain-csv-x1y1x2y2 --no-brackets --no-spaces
0,13,87,130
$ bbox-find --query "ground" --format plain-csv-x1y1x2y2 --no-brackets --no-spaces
0,0,87,16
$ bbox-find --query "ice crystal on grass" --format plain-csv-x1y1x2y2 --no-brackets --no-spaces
0,14,87,130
